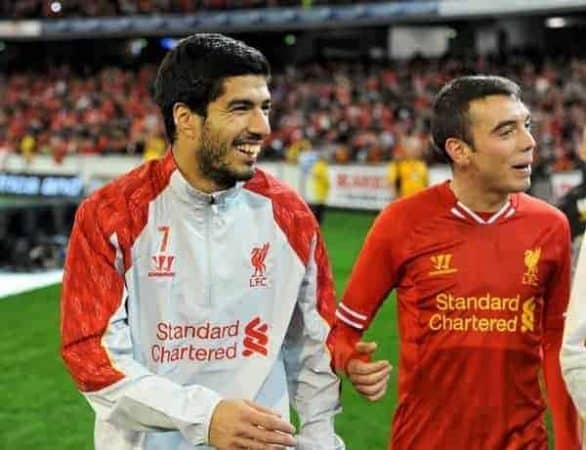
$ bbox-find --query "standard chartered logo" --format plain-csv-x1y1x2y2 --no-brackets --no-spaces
428,292,536,333
521,297,535,332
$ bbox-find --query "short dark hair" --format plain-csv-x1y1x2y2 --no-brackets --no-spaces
153,33,271,143
431,75,521,162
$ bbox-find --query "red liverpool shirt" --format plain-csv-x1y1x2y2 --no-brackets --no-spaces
330,181,579,450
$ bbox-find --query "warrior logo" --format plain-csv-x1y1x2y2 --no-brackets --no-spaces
429,253,458,276
148,226,176,278
522,247,541,286
243,316,269,357
249,242,270,287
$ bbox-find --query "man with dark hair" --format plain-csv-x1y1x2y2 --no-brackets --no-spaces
328,75,580,449
61,33,342,450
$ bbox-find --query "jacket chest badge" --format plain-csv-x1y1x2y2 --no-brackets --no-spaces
249,242,270,288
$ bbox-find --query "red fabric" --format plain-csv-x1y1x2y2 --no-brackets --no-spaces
326,325,368,373
541,217,580,450
60,151,175,392
331,182,580,450
543,329,581,450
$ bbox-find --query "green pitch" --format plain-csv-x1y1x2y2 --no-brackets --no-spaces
0,210,552,449
0,195,74,210
0,195,45,209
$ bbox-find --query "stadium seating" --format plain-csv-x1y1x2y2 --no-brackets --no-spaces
0,0,413,19
1,57,585,172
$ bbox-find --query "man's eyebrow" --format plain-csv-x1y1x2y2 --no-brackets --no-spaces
226,99,254,108
226,98,272,108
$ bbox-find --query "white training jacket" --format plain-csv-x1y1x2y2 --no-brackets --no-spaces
561,234,586,419
60,151,341,450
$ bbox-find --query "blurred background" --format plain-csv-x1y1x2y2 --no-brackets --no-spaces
1,1,586,449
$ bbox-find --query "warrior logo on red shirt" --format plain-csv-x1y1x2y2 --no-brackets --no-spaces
429,253,457,276
250,242,270,287
243,316,269,357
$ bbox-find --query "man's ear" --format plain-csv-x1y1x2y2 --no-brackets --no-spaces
445,137,473,167
173,103,201,141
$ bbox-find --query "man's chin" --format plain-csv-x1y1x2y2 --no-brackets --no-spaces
213,167,255,187
508,179,531,193
232,166,256,182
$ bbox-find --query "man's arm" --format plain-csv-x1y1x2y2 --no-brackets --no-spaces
542,219,581,450
561,126,586,423
282,231,342,450
562,237,586,417
61,199,295,449
327,208,397,399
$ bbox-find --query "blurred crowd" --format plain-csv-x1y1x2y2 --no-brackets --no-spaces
0,0,410,19
268,55,586,173
0,65,164,163
1,54,585,172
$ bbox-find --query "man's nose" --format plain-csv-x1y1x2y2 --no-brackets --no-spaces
521,126,536,151
247,108,271,137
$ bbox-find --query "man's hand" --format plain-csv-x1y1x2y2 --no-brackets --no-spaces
347,341,392,401
208,399,296,450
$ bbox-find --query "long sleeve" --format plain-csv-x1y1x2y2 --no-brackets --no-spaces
562,237,586,418
283,232,341,450
545,329,581,450
544,218,581,450
60,200,222,445
328,208,398,372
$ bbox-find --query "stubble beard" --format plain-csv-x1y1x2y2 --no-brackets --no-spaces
198,126,255,190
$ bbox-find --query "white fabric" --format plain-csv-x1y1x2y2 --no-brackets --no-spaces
561,238,586,419
76,169,341,450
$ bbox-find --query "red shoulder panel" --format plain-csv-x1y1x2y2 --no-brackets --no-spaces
61,151,175,391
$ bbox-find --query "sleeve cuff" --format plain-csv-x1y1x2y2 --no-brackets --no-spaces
296,417,341,450
178,386,223,445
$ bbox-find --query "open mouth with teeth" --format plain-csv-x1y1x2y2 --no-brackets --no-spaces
234,143,262,159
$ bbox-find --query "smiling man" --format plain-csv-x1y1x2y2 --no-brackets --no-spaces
60,33,342,450
328,75,581,449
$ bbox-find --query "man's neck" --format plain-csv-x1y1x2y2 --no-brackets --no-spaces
172,144,219,194
449,178,510,213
